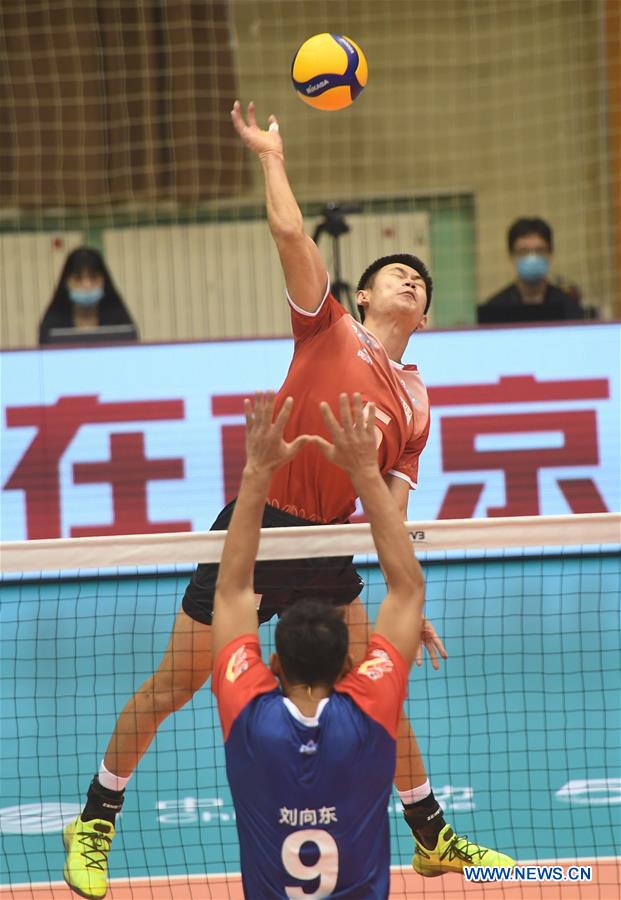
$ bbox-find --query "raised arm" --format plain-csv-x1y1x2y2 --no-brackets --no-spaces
230,100,327,312
385,473,447,670
212,394,310,660
312,394,425,667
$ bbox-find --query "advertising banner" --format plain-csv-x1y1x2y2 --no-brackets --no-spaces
1,323,619,540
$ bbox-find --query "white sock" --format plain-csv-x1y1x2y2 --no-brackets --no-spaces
397,779,431,806
98,760,131,793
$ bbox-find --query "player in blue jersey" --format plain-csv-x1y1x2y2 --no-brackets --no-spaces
211,391,425,898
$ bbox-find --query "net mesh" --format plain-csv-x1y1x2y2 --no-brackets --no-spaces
1,0,619,347
1,515,620,897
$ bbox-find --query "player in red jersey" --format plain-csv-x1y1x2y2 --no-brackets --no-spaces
63,102,514,899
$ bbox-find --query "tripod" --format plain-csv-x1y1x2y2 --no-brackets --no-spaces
312,202,362,318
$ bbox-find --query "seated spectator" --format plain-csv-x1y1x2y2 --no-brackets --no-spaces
39,247,138,344
478,218,585,324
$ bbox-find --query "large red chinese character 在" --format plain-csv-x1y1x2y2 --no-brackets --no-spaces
431,376,609,518
4,395,191,538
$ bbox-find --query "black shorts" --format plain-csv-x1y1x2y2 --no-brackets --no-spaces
181,499,364,625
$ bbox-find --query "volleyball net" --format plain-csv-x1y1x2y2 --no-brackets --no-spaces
2,0,620,349
1,512,619,899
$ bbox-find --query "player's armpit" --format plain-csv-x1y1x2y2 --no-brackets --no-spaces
385,473,411,518
275,232,328,313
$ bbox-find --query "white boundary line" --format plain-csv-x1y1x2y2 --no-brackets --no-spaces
3,858,620,890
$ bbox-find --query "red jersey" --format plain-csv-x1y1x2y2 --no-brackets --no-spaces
268,284,430,523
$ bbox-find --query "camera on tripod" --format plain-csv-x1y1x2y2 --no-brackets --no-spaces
312,202,363,316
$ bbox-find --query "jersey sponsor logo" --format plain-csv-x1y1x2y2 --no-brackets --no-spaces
399,377,419,406
358,648,394,680
298,740,318,755
350,320,380,351
225,645,249,683
400,395,413,424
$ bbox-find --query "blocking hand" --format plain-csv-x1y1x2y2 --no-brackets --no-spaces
244,392,309,475
311,393,379,479
416,617,449,670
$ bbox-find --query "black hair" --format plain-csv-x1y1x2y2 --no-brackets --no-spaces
356,253,433,322
507,218,553,253
275,600,349,688
63,246,108,280
38,246,137,344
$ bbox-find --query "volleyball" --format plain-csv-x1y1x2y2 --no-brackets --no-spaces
291,33,368,111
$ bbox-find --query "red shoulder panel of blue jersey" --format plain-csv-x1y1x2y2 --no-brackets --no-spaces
211,634,278,742
289,289,348,344
334,634,409,741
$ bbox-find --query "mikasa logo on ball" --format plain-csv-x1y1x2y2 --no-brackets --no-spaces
307,79,329,94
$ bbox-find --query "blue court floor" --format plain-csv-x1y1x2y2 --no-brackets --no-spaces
1,553,620,886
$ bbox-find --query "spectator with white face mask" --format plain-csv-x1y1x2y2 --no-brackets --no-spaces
39,246,138,344
478,217,585,324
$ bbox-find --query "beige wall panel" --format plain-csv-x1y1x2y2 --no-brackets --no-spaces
103,210,430,341
0,232,84,348
2,0,612,340
104,222,291,341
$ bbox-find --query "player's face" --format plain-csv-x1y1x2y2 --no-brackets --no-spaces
358,264,428,331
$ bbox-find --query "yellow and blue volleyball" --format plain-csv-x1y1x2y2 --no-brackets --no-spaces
291,33,368,111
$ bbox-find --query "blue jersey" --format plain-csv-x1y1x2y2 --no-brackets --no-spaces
212,632,408,899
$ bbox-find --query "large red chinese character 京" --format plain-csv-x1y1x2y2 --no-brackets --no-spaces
432,376,610,519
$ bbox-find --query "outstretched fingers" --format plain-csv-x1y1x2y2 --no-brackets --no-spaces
351,393,373,433
243,396,254,429
230,99,246,135
244,391,272,430
273,395,294,435
319,400,343,441
363,399,375,432
246,100,257,129
338,393,355,431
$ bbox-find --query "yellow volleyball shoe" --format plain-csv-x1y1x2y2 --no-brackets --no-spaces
412,824,516,876
63,816,115,899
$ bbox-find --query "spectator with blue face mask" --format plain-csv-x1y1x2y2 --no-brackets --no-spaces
39,246,138,344
477,217,585,324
